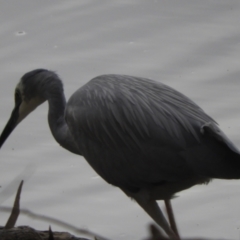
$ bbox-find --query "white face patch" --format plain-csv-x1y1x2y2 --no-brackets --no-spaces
17,97,45,124
15,80,46,124
17,80,24,93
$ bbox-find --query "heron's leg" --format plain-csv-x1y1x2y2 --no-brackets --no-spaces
122,188,178,239
164,199,180,239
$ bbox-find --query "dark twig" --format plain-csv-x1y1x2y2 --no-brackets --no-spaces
0,206,109,240
4,180,23,229
48,226,54,240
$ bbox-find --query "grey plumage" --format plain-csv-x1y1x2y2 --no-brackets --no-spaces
1,69,240,238
66,74,239,190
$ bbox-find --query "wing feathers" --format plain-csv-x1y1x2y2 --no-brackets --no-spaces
67,74,215,151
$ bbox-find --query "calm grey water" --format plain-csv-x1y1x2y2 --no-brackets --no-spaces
0,1,240,239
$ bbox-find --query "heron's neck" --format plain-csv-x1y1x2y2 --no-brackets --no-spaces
47,92,80,155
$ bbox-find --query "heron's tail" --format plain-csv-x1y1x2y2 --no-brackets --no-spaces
181,122,240,179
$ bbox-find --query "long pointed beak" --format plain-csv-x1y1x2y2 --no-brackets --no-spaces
0,105,20,148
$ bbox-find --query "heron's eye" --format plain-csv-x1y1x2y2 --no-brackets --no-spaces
15,90,22,106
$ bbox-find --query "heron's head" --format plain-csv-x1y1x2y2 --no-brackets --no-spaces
0,69,59,148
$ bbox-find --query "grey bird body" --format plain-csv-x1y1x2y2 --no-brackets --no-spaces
1,69,240,238
66,74,240,191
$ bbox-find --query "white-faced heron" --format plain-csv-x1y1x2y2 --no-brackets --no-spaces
1,69,240,238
